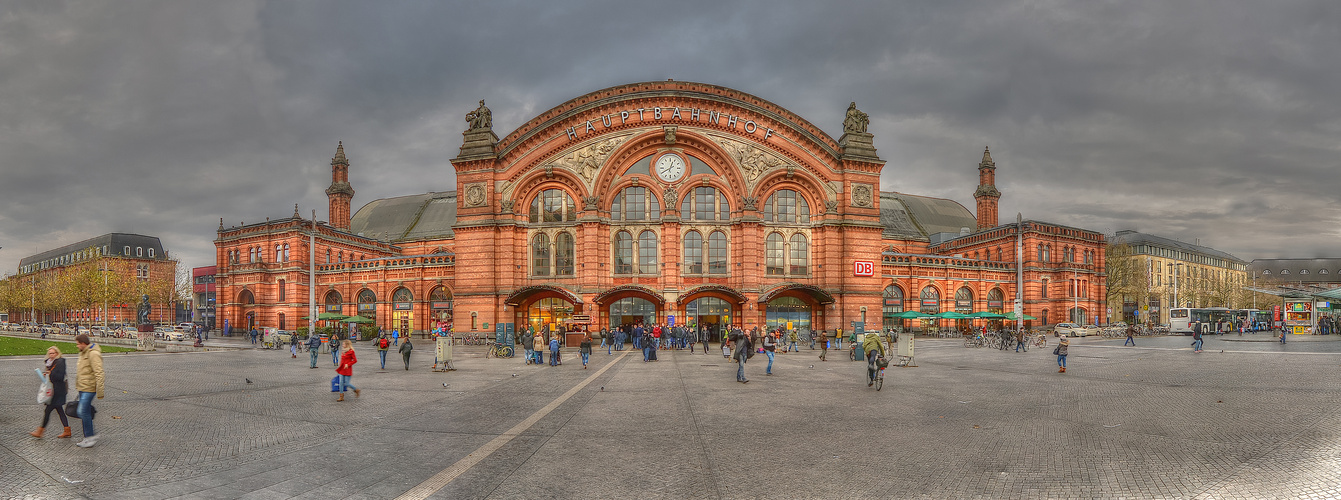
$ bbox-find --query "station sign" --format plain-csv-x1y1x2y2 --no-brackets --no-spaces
853,260,875,277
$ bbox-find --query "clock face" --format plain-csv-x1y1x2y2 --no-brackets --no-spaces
655,153,686,182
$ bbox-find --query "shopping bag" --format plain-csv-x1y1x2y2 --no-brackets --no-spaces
331,376,341,392
36,369,53,404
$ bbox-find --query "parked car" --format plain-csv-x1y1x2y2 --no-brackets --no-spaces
1054,323,1096,337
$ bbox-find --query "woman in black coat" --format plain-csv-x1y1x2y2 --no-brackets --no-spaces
32,346,71,438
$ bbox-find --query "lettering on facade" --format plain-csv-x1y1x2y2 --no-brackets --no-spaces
854,260,875,277
564,106,778,144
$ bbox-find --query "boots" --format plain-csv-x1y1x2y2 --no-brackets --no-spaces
336,393,345,402
354,389,361,398
1059,366,1066,373
30,427,44,438
57,427,72,438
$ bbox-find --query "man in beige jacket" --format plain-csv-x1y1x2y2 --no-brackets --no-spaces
74,334,105,448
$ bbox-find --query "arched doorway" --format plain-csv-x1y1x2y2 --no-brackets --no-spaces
920,286,941,332
955,287,974,332
429,286,453,332
685,296,732,342
765,296,811,332
392,287,414,335
882,285,904,331
1069,306,1086,325
237,289,255,333
609,297,655,329
529,297,576,335
357,289,377,328
987,288,1005,329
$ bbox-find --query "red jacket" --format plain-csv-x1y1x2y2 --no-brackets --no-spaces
337,349,357,376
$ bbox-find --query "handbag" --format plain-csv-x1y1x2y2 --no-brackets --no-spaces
331,376,341,392
1052,346,1060,356
36,369,53,404
65,401,95,419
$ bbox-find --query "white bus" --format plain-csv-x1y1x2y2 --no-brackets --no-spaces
1169,307,1236,334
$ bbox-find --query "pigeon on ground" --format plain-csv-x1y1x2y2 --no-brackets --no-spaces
245,378,252,384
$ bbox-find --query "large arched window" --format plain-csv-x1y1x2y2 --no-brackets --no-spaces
987,288,1004,313
283,244,290,262
532,233,551,276
766,233,785,276
555,232,575,276
882,286,904,328
683,230,729,275
680,186,730,221
920,286,940,314
530,189,577,223
789,234,808,275
611,186,660,221
707,231,728,274
684,231,703,274
763,189,810,223
392,287,413,304
614,231,633,274
324,290,342,313
955,287,974,313
358,289,377,319
638,230,658,274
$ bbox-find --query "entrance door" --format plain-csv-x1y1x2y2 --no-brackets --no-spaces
686,297,731,342
765,297,811,332
609,297,655,330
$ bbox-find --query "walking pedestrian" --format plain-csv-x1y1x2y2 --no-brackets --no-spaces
376,334,390,369
809,329,817,350
1054,338,1069,373
331,333,341,367
762,332,777,375
1192,324,1204,353
74,334,104,447
392,329,399,346
399,337,413,370
306,333,321,368
336,339,359,401
31,346,72,440
1280,326,1287,344
290,333,298,358
521,327,535,365
786,329,799,353
731,329,752,383
549,336,561,366
580,334,592,369
818,330,829,361
1124,323,1136,346
1015,329,1027,352
533,332,546,365
701,326,710,354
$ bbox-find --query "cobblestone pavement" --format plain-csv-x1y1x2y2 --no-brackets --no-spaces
1,334,1339,499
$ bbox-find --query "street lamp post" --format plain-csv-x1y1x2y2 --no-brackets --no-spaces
102,265,108,333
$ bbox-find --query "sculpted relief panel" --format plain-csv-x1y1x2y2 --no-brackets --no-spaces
711,136,788,185
546,134,633,187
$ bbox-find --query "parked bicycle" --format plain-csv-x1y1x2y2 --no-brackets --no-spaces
485,342,515,359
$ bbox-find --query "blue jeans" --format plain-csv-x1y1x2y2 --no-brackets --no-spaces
1057,355,1067,367
607,341,612,354
534,350,543,364
78,391,96,437
737,356,747,381
765,351,775,374
378,350,387,369
581,352,590,365
550,349,559,365
643,347,651,361
339,374,356,393
1124,336,1135,346
1193,339,1203,351
1016,340,1024,352
332,347,340,366
309,350,319,368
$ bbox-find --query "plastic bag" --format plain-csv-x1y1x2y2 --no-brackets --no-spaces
331,376,341,392
35,368,52,404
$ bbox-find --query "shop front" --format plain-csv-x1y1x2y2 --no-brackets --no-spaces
391,287,414,335
429,286,453,332
1284,299,1313,334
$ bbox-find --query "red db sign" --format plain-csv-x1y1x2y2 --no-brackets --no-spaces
853,260,874,277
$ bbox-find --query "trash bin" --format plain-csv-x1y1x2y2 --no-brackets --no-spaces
319,335,330,354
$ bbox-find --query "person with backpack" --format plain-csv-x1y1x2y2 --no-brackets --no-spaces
1054,338,1069,373
399,337,413,370
579,334,592,369
731,330,752,383
549,335,561,366
306,333,321,368
376,334,390,370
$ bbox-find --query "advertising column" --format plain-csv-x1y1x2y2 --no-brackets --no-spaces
1283,300,1313,334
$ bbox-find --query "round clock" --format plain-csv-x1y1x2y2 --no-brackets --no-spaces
654,153,686,183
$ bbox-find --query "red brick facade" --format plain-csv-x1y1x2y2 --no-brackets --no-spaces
214,82,1106,337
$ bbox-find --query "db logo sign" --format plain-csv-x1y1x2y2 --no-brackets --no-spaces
853,260,875,277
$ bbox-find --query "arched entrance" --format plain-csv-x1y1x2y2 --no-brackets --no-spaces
987,288,1005,329
955,287,974,332
429,286,453,331
882,285,904,331
237,289,256,332
685,296,732,342
765,297,811,332
391,287,414,334
609,297,655,329
919,285,941,332
528,297,576,334
357,289,377,328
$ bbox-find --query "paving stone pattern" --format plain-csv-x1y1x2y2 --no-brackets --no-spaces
1,333,1339,499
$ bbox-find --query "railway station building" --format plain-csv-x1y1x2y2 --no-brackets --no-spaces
213,81,1106,339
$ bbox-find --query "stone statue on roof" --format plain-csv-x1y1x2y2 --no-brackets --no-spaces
466,100,492,131
843,101,869,134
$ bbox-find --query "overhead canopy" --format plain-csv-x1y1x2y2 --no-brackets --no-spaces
1004,312,1038,321
966,312,1009,319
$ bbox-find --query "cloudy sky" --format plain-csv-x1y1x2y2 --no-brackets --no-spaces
1,0,1338,275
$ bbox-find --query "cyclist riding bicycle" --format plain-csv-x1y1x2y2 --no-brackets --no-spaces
862,331,886,387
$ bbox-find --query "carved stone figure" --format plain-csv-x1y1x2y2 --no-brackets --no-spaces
852,184,874,208
464,183,486,207
664,125,677,144
739,196,758,211
465,100,492,131
136,294,151,326
825,200,839,213
843,102,869,134
552,137,625,185
583,195,600,211
500,199,515,213
716,138,785,183
663,186,678,206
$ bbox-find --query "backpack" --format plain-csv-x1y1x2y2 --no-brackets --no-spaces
379,338,389,349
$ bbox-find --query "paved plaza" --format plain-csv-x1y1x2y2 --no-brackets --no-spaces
2,333,1340,499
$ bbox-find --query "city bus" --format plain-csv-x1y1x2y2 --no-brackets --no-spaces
1168,307,1236,334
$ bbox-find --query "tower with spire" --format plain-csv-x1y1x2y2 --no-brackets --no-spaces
973,146,1001,230
326,142,355,230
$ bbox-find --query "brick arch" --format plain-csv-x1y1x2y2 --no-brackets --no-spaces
593,285,666,306
758,283,834,305
751,169,833,209
680,284,749,305
510,169,589,214
505,285,584,307
593,129,747,203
